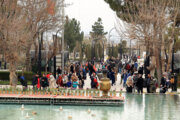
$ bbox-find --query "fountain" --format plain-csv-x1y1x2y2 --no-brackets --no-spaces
59,106,63,111
21,104,24,110
25,112,30,118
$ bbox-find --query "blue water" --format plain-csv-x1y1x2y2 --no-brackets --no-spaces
0,94,180,120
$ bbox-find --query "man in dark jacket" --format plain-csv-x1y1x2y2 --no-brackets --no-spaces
88,63,94,77
70,64,74,73
160,73,168,93
32,74,38,89
41,74,49,90
109,68,115,86
57,66,62,75
19,75,27,90
146,74,152,93
161,74,167,87
136,74,143,94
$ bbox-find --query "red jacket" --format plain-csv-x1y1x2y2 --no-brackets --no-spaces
56,75,63,87
37,78,40,88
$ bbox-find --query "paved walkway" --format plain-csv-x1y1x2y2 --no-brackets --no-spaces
0,73,180,94
84,73,180,93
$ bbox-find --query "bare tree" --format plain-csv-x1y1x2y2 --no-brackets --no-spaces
115,0,179,83
21,0,65,71
0,0,30,86
0,0,65,86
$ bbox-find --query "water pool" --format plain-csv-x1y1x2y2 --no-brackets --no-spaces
0,94,179,120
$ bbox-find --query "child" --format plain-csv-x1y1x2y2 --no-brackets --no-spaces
72,74,78,89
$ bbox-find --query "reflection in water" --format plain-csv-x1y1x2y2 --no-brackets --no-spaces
0,94,179,120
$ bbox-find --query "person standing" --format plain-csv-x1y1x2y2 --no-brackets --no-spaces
160,73,168,93
70,64,74,73
90,72,99,89
57,66,62,75
161,73,167,87
118,61,123,73
41,74,49,90
88,63,94,77
170,76,175,92
122,70,128,87
32,74,40,90
110,68,115,86
49,74,57,89
19,74,27,90
56,75,63,88
146,74,152,93
63,73,68,87
72,74,78,89
126,76,133,93
136,74,143,94
132,72,138,93
82,66,87,80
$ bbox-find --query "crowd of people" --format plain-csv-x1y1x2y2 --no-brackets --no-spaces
18,57,177,94
28,62,99,90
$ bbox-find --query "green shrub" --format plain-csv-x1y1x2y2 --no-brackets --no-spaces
0,71,34,81
0,71,50,85
0,71,9,81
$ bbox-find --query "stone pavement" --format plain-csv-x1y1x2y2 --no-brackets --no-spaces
0,73,180,93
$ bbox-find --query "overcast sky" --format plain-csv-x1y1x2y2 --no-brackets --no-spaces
65,0,120,41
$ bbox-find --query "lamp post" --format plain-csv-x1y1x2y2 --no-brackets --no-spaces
172,41,175,73
102,39,105,62
38,32,43,76
91,40,95,60
61,0,65,75
108,27,115,57
53,35,56,78
112,41,114,57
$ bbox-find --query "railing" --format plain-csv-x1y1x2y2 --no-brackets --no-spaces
0,88,123,98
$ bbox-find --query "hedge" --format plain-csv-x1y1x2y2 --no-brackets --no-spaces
0,71,49,82
0,71,34,82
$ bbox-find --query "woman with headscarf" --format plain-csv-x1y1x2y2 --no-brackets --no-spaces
126,76,133,93
49,74,57,88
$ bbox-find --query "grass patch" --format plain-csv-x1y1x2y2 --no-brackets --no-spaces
0,81,32,85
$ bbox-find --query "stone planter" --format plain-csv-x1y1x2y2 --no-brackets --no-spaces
100,70,111,97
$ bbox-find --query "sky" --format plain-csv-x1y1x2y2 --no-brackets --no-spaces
65,0,120,42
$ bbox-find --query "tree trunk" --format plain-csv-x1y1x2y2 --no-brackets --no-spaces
150,56,156,77
161,32,165,73
165,48,168,71
155,47,162,85
32,42,38,65
25,47,31,71
166,41,174,72
9,62,17,86
80,44,83,61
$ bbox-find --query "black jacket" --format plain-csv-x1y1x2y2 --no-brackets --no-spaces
32,76,38,86
41,77,49,87
161,77,166,87
136,77,144,88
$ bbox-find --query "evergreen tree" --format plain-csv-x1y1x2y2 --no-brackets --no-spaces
90,17,107,60
64,17,84,52
90,17,107,37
